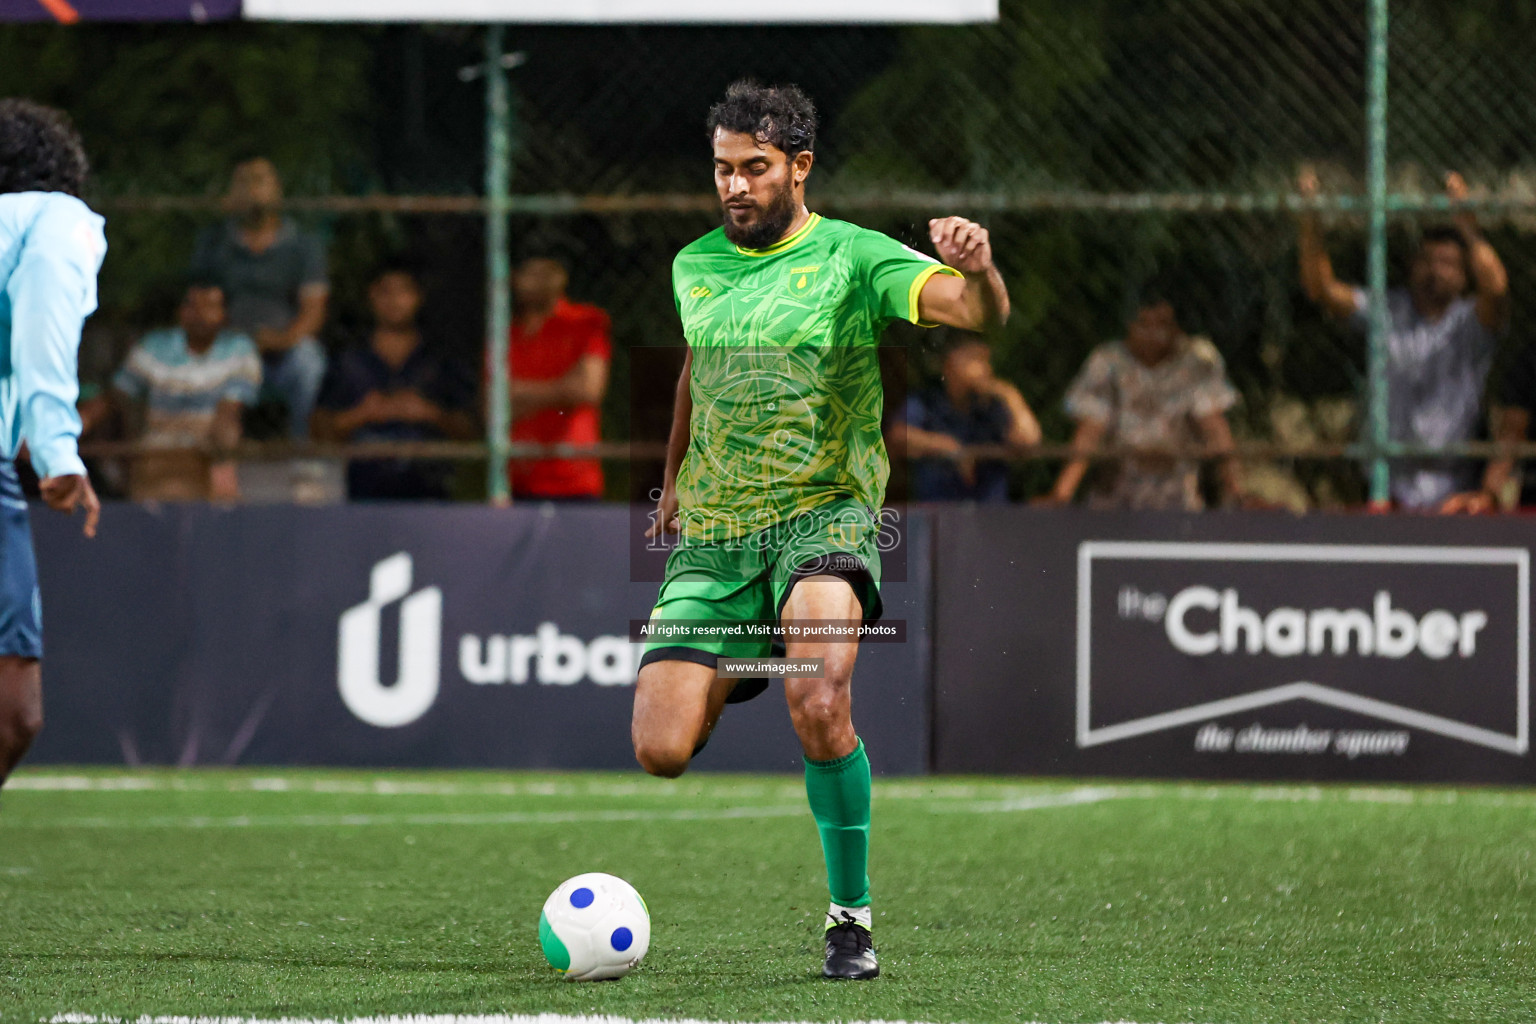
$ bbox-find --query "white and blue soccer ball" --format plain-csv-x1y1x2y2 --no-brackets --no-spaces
539,872,651,981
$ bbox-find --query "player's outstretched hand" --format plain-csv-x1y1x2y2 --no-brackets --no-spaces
40,473,100,538
929,216,993,275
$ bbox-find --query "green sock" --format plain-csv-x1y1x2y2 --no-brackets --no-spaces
804,737,872,910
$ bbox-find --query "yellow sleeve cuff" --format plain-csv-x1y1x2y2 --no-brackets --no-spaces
908,264,964,327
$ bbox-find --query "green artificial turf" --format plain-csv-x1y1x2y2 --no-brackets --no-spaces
1,769,1533,1023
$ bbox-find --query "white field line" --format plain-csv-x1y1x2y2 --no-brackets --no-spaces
0,787,1130,830
928,786,1130,813
2,804,809,831
7,775,1045,802
10,772,1536,811
48,1016,1190,1024
6,775,812,799
1161,783,1536,808
16,780,1514,831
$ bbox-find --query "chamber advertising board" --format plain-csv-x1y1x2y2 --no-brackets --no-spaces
933,508,1535,782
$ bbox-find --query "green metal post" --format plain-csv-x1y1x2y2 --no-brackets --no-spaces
1365,0,1391,505
484,25,513,503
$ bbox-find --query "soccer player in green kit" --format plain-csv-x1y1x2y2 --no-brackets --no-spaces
633,81,1009,979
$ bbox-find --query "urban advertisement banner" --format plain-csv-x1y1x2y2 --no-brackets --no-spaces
29,504,931,774
934,509,1536,782
0,0,238,20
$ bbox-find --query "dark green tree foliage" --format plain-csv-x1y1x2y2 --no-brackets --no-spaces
0,24,372,324
6,5,1536,498
835,1,1536,443
832,1,1373,433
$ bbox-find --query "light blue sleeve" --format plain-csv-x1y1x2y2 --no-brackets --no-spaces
5,197,106,479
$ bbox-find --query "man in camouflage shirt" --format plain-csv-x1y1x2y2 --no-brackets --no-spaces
1048,296,1242,510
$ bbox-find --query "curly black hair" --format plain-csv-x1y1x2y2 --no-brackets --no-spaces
0,99,89,197
706,80,817,158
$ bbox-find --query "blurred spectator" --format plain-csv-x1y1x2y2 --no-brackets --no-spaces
1445,341,1536,513
190,157,329,439
311,264,476,501
1298,168,1509,511
79,283,258,502
1047,296,1242,510
505,255,611,501
888,333,1040,501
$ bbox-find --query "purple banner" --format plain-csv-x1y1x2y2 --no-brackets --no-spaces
933,508,1536,783
28,503,931,773
0,0,237,21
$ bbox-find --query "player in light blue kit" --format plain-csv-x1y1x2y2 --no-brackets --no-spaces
0,100,107,789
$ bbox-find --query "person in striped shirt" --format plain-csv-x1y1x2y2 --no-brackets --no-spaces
81,282,260,501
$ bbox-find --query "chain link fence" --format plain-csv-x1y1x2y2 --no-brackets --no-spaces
54,0,1536,506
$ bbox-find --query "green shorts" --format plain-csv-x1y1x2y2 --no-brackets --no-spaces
638,497,885,701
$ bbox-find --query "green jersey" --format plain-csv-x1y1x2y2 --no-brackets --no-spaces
671,213,959,541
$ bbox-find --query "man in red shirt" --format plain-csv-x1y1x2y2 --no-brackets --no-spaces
506,255,611,499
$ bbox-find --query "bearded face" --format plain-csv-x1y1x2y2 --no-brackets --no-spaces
713,128,808,250
721,172,798,250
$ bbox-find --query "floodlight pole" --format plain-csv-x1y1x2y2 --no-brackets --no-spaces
484,24,513,504
1365,0,1391,506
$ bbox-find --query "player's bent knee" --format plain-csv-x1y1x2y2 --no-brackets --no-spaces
633,736,691,779
0,698,41,765
18,701,41,744
787,691,849,734
0,657,42,768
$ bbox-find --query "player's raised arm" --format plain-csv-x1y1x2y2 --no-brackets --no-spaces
646,348,693,538
916,216,1010,331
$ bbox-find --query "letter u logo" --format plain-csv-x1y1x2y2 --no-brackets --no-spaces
338,553,443,728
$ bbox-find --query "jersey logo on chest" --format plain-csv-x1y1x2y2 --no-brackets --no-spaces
787,265,821,295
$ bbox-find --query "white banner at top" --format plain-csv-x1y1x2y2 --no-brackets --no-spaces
242,0,997,23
